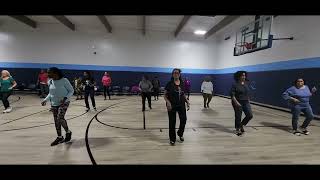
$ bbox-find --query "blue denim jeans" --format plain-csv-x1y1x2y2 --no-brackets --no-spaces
232,100,253,129
291,104,314,130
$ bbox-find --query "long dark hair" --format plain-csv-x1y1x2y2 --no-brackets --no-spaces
170,68,183,82
233,71,248,82
48,67,64,80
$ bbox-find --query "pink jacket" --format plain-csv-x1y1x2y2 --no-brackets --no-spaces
102,75,111,86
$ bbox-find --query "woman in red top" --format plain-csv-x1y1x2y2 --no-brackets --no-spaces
38,69,49,98
101,72,112,100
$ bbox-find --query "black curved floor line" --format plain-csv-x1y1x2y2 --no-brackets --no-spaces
85,100,128,165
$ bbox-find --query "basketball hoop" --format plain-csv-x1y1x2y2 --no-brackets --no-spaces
235,42,254,50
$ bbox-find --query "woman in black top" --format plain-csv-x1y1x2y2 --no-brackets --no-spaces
82,71,96,111
164,68,190,145
230,71,253,136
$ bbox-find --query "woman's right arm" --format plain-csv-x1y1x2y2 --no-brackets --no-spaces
230,84,241,106
282,87,299,102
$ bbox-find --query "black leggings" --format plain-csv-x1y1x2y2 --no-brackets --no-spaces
103,86,111,99
153,88,159,99
85,89,96,109
0,91,12,109
141,92,151,110
168,106,187,142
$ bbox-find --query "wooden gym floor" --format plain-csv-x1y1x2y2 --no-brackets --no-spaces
1,93,320,164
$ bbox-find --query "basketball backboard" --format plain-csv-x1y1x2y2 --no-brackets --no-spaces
234,16,273,56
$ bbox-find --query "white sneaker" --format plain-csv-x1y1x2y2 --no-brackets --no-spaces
6,107,12,113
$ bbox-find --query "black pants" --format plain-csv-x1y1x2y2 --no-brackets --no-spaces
0,91,12,109
39,84,48,97
85,89,96,109
202,93,213,107
168,105,187,142
141,92,151,111
103,86,111,99
153,88,159,100
232,100,253,129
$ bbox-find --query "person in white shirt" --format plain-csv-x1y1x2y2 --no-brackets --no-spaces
201,76,214,108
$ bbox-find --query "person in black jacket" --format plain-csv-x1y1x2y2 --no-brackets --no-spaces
82,71,96,111
230,71,253,136
164,68,190,146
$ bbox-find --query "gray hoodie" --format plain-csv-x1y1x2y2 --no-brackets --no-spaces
139,80,153,93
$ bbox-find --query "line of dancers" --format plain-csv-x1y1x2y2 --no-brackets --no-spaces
0,68,318,146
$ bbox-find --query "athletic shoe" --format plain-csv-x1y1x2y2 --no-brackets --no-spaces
179,136,184,142
293,131,301,136
86,108,90,112
170,141,175,146
65,131,72,142
94,107,97,111
235,129,243,136
51,136,64,146
5,107,12,113
240,125,245,133
3,109,7,113
300,127,310,135
204,105,207,108
149,106,152,110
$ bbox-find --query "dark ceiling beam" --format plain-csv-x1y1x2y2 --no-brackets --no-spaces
53,15,75,31
9,15,37,28
97,15,112,33
204,15,240,39
199,15,216,18
142,16,146,35
174,15,191,37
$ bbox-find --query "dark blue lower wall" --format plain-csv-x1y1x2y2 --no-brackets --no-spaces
214,68,320,115
3,68,211,93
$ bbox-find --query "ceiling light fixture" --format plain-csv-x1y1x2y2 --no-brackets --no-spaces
194,30,206,35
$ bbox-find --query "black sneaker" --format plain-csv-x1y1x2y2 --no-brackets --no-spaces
170,141,175,146
300,127,310,135
240,125,245,133
51,137,64,146
293,130,301,136
86,108,90,112
65,131,72,142
235,129,243,136
94,107,97,111
179,136,184,142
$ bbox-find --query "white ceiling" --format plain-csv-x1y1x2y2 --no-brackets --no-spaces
0,15,228,36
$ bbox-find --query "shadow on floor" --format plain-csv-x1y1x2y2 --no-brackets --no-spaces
196,121,234,134
65,137,113,150
259,121,291,133
201,108,219,115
